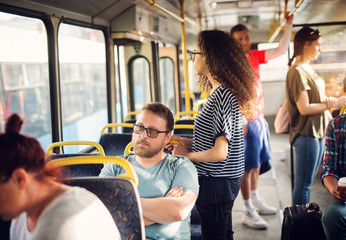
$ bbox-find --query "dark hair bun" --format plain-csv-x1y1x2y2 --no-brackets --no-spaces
5,113,23,133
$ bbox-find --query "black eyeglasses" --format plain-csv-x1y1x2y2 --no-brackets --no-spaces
189,51,202,61
133,124,170,138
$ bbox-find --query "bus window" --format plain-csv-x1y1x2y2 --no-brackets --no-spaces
310,27,346,98
130,57,151,112
115,45,129,124
159,57,176,115
58,23,107,153
0,12,51,150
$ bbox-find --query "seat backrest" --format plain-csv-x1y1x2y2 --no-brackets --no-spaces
50,153,103,177
46,156,144,240
63,177,145,240
99,133,132,156
46,141,105,177
123,119,136,133
173,122,194,136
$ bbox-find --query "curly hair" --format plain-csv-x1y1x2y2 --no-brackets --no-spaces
197,30,256,119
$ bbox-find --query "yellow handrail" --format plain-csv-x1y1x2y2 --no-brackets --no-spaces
100,123,134,135
124,142,134,155
46,156,139,186
340,105,346,115
124,111,139,122
173,124,194,130
46,141,105,157
174,111,199,121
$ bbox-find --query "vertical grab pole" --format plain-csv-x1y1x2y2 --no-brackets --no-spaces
179,0,191,112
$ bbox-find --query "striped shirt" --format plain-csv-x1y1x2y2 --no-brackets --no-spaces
320,114,346,181
193,85,245,178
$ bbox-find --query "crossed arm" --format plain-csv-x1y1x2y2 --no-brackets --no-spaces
141,187,197,226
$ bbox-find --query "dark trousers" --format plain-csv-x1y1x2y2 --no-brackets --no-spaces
196,200,235,240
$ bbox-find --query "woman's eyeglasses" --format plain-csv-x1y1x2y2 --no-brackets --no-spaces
133,124,170,138
189,51,202,61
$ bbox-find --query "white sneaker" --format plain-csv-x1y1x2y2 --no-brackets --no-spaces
253,199,277,215
242,209,268,230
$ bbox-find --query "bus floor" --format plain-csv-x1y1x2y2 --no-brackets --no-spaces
231,132,334,240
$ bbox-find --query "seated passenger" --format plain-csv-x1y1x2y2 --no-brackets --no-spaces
320,113,346,240
100,102,199,239
0,114,120,240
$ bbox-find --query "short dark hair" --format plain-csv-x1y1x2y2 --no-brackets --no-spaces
142,103,174,132
230,24,249,35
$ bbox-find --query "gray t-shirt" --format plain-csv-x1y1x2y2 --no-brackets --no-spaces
100,154,199,239
11,187,120,240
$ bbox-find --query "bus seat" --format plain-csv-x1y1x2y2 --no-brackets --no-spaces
99,123,133,156
123,119,136,133
174,111,199,121
46,141,105,177
65,177,145,240
46,156,144,240
124,142,134,155
173,124,194,136
99,133,132,156
124,112,139,122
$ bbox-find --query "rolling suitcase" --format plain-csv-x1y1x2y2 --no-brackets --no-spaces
281,202,326,240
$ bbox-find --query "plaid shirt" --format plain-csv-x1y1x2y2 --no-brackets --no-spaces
320,114,346,182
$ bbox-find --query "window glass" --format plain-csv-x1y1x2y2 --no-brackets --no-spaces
58,24,107,153
310,28,346,98
258,42,291,82
0,12,51,150
159,57,175,115
131,57,151,111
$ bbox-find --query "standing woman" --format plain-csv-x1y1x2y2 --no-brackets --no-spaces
286,27,346,205
171,30,256,240
0,114,120,240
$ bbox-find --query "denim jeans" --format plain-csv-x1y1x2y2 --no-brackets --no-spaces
292,135,325,205
322,199,346,240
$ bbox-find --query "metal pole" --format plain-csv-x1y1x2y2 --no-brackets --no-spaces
179,0,191,112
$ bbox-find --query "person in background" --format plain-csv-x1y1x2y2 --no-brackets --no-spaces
230,13,294,230
0,113,120,240
169,30,256,240
100,102,199,239
320,113,346,240
286,27,346,205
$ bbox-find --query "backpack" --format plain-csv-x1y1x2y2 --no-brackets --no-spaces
281,203,326,240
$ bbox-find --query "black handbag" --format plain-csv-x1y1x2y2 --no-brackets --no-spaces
281,202,326,240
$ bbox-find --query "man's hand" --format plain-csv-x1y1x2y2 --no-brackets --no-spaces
166,187,184,198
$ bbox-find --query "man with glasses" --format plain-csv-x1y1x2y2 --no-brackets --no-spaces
100,102,199,239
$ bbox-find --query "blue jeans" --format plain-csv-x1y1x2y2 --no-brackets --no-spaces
292,135,325,205
322,199,346,240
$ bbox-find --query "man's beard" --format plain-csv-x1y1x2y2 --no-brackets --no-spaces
133,139,165,158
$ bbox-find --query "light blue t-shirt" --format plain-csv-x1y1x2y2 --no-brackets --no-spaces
100,154,199,239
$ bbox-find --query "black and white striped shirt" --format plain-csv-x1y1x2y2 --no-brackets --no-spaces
193,85,245,178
